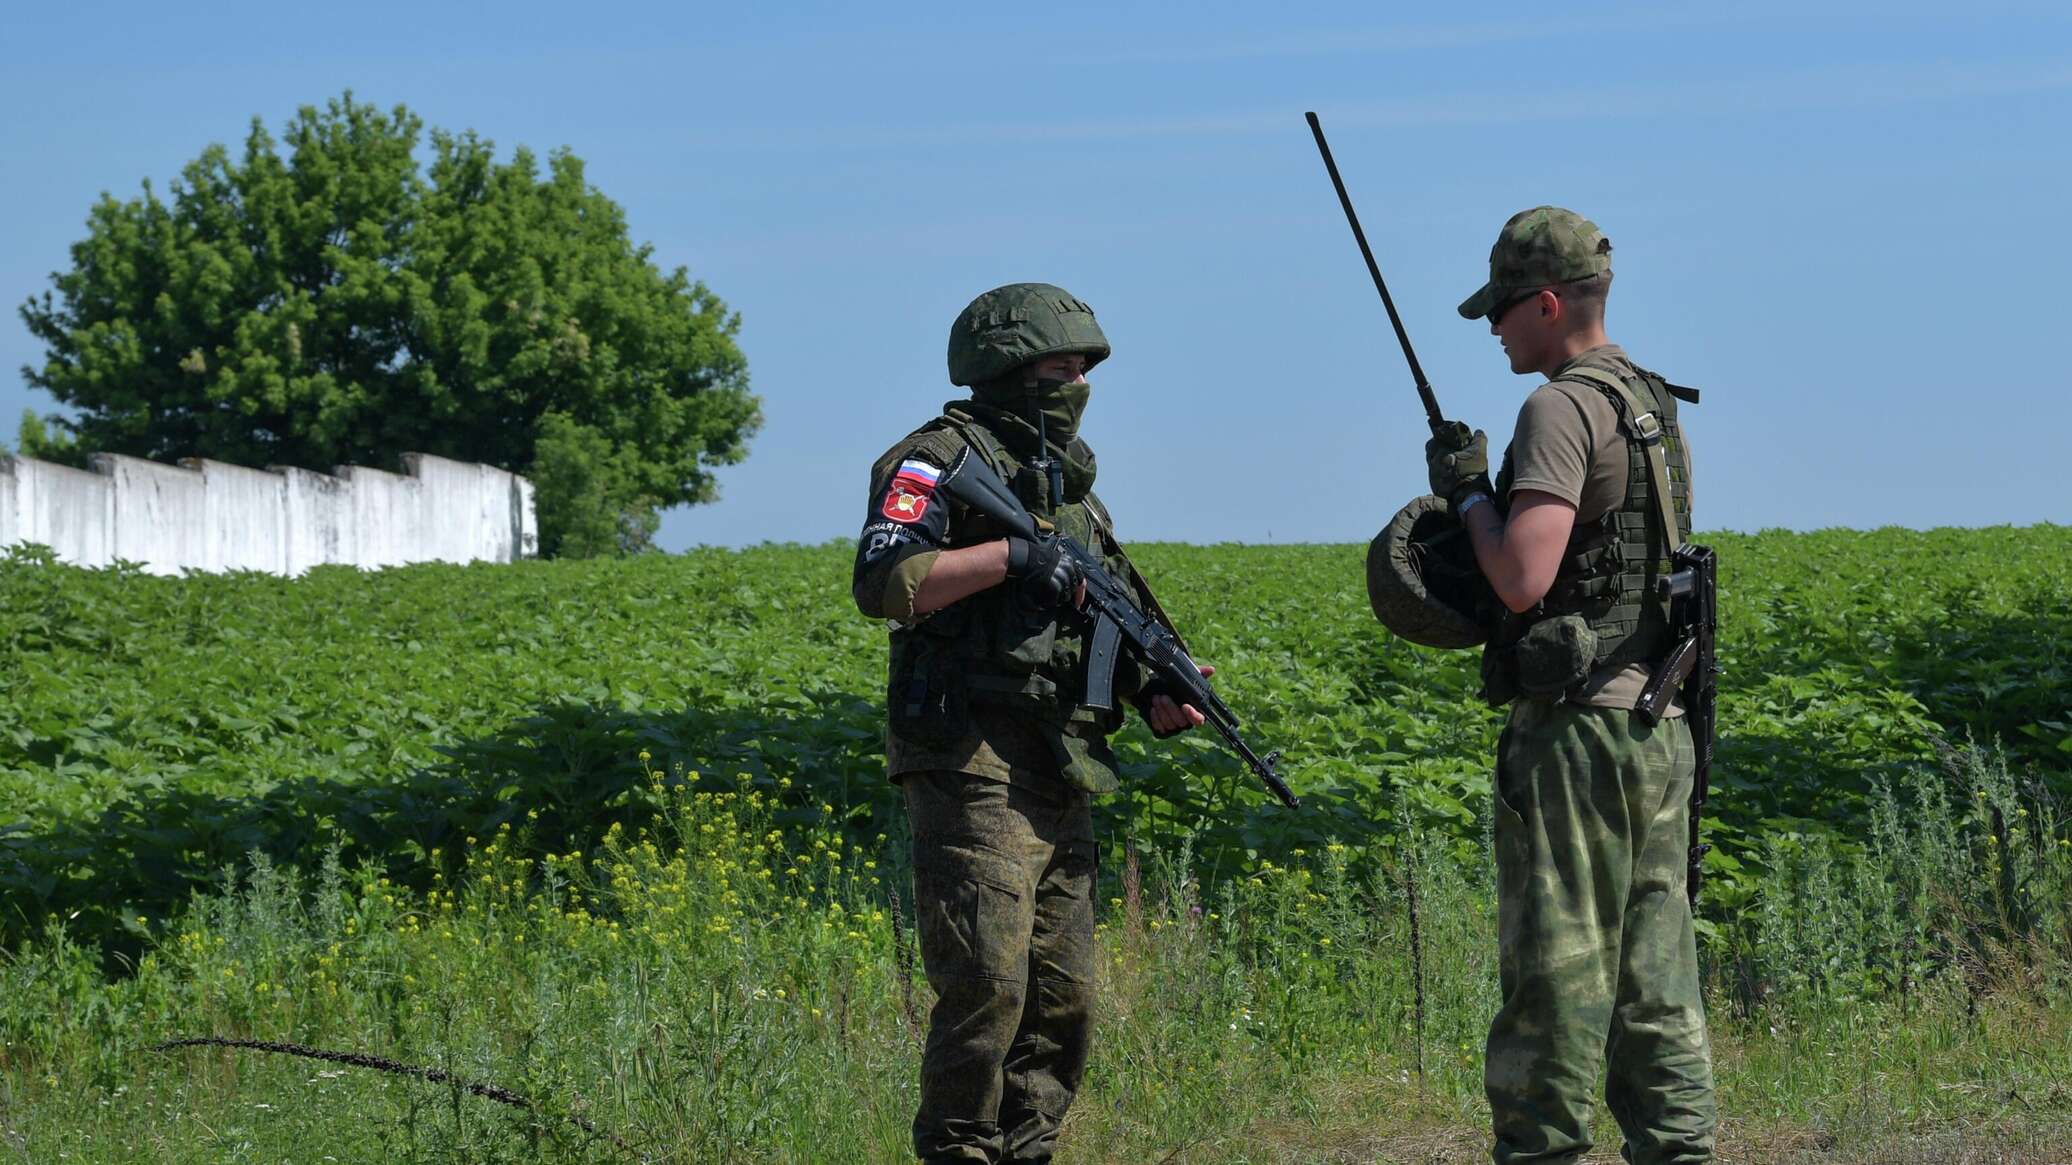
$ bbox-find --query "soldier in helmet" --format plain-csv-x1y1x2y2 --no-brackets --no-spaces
852,283,1207,1164
1426,208,1716,1164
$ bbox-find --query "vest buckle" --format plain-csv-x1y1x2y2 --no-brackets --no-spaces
1630,411,1664,445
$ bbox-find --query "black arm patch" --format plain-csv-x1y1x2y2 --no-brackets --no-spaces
850,454,955,615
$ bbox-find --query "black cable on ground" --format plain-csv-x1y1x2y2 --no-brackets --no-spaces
151,1036,637,1157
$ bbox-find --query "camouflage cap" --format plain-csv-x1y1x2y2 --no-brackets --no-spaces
947,283,1111,387
1457,206,1612,321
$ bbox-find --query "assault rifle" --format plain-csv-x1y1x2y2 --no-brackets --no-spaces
935,446,1300,810
1637,545,1720,907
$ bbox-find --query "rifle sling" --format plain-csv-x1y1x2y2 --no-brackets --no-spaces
1079,502,1190,655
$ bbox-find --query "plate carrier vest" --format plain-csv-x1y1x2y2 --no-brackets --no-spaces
1481,359,1697,705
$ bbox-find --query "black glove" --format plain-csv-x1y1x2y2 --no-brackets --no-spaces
1130,678,1189,739
1005,535,1081,611
1424,421,1492,516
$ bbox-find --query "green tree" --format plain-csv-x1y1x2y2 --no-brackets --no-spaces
17,93,760,556
14,409,81,463
529,411,662,558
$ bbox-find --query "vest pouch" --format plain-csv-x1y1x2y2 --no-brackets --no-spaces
889,606,974,749
889,646,972,749
992,601,1061,673
1513,614,1599,698
1478,644,1517,708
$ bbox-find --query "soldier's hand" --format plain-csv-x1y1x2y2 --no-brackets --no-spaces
1005,535,1082,611
1428,419,1476,453
1148,664,1213,736
1425,425,1491,509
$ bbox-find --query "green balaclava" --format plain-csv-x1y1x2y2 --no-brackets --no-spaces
972,375,1091,446
965,373,1098,503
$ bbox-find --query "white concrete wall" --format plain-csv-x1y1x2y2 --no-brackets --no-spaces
0,451,534,575
278,466,356,576
337,464,423,570
182,458,289,574
401,453,526,565
514,474,539,560
0,456,116,568
93,455,210,574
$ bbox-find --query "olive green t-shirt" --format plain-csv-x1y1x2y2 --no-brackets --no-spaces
1503,344,1691,714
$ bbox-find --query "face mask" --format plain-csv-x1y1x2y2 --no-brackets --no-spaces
963,375,1098,505
971,375,1091,447
1028,378,1091,447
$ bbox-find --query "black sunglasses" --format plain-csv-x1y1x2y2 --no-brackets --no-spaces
1487,287,1548,324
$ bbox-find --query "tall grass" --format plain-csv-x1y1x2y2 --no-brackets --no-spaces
5,742,2069,1163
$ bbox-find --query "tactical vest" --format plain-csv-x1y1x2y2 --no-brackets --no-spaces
884,407,1140,746
1481,358,1695,705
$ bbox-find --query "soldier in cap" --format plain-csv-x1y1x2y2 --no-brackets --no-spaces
1429,207,1717,1164
852,282,1208,1164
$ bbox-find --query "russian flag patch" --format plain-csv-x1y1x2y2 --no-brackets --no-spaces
881,458,942,523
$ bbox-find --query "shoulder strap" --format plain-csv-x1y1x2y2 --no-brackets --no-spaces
937,409,1009,475
1557,366,1682,555
1078,493,1189,652
1636,365,1702,405
934,411,1049,530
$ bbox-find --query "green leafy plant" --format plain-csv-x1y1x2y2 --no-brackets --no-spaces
3,527,2066,955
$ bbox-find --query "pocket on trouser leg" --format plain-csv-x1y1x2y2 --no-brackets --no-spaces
1028,839,1097,984
914,843,1031,985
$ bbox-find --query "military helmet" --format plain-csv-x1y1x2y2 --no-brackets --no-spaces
1366,494,1495,649
948,283,1111,387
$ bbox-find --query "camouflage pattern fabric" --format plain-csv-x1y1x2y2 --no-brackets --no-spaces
947,283,1110,387
1365,493,1492,649
904,769,1098,1164
853,404,1153,795
1486,698,1716,1164
1458,206,1613,321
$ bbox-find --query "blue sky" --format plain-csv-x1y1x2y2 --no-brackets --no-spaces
5,2,2068,548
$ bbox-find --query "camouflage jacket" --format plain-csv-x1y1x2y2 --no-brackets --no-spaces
851,403,1156,794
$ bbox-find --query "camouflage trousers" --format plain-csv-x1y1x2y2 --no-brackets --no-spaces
902,770,1099,1165
1486,699,1716,1165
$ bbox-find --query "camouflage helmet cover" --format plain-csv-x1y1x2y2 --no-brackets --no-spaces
1366,494,1495,649
948,282,1112,387
1457,205,1613,321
